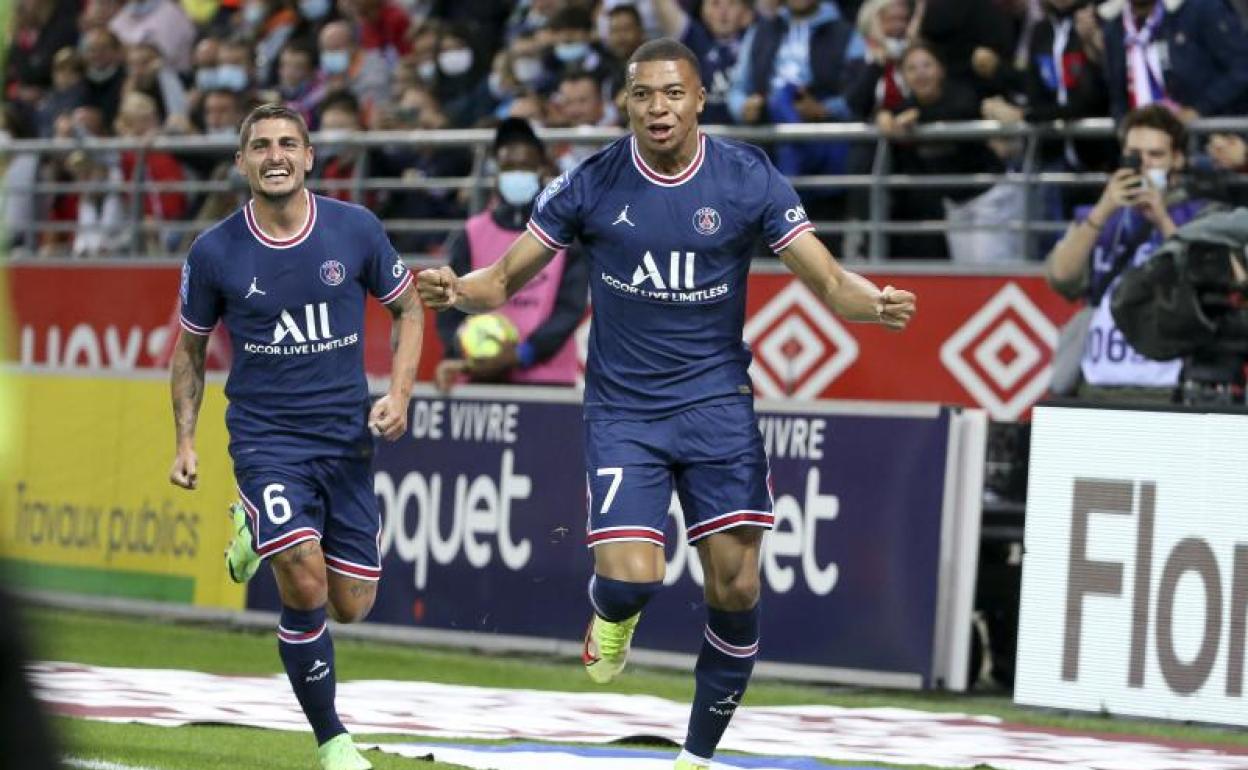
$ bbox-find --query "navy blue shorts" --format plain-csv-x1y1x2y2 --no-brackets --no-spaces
235,456,381,581
584,400,774,548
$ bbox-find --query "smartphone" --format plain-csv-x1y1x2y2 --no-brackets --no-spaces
1119,152,1144,191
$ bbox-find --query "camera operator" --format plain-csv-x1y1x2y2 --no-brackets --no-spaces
1046,104,1218,402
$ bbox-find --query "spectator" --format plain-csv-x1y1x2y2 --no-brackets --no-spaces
3,105,42,253
503,0,564,42
79,27,127,128
1208,133,1248,174
846,0,914,119
276,41,325,122
80,0,125,31
190,37,223,92
313,90,368,203
123,42,191,127
550,71,612,172
878,42,1021,262
289,0,342,45
317,18,390,118
181,88,245,177
37,48,88,138
114,91,190,242
1199,132,1248,207
64,147,129,257
215,37,258,96
653,0,754,124
4,0,81,109
1045,104,1217,399
917,0,1017,96
436,117,588,390
538,5,614,96
602,4,646,96
108,0,197,73
241,0,300,87
425,23,493,127
1100,0,1248,121
39,106,109,256
340,0,411,60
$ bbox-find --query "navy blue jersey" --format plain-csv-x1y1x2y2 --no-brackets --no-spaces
528,133,813,419
179,191,413,464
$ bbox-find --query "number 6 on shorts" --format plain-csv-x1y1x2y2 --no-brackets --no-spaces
264,483,293,525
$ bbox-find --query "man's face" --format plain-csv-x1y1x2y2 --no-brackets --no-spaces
878,1,910,38
785,0,820,18
1124,126,1184,174
901,48,943,102
81,31,120,71
557,77,603,126
125,45,159,86
320,106,359,133
204,92,241,133
625,58,705,156
701,0,750,38
606,12,644,61
236,117,313,201
497,141,543,174
279,49,314,88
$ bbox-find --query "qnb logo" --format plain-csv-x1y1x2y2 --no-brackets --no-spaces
784,205,807,223
274,302,332,344
244,302,360,355
632,250,696,290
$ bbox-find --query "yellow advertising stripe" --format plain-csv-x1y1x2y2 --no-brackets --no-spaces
0,372,243,610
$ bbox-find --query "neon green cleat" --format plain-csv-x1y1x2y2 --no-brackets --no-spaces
582,612,640,684
224,502,260,584
318,734,372,770
673,759,710,770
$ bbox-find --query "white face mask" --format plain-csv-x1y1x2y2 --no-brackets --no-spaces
883,36,907,60
243,1,266,27
438,48,474,77
417,60,437,82
497,170,541,206
1146,167,1169,193
512,56,542,85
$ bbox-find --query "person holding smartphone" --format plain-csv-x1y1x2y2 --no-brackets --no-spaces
1044,104,1218,401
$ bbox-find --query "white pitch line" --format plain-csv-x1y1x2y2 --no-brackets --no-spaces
65,757,167,770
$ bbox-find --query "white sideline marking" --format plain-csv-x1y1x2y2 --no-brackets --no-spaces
65,758,166,770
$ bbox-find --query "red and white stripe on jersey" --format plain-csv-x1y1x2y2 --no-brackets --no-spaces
527,220,569,250
277,621,327,645
630,132,706,188
244,189,317,250
179,314,214,336
237,486,321,558
686,510,775,544
324,553,381,582
378,268,413,304
704,625,759,658
586,525,666,548
769,220,816,253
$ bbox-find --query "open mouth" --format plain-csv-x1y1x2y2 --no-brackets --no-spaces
262,167,292,181
646,123,674,142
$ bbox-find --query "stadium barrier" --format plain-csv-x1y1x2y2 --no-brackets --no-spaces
1016,404,1248,725
237,385,987,691
0,370,244,609
4,117,1246,262
7,262,1075,420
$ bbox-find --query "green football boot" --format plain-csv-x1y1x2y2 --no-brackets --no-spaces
582,612,640,684
224,501,260,584
317,734,372,770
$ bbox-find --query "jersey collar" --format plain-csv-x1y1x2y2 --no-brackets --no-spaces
244,189,317,249
630,132,706,188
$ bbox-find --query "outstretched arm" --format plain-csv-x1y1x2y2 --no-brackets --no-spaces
778,231,916,329
369,285,424,441
169,330,208,489
417,230,556,313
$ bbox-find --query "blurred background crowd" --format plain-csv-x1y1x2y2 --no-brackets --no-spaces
3,0,1248,261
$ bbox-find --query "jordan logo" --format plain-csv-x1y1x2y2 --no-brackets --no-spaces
613,205,635,227
245,277,266,299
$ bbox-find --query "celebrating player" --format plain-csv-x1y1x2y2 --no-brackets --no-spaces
168,104,422,770
418,39,915,769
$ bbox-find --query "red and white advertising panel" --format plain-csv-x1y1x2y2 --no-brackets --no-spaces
7,264,1076,419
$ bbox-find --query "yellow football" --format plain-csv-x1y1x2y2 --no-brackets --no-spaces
456,313,519,361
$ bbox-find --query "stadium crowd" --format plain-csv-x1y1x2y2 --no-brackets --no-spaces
3,0,1248,260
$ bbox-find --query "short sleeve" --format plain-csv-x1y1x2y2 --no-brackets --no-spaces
527,168,583,250
363,212,414,304
178,241,221,336
757,155,815,253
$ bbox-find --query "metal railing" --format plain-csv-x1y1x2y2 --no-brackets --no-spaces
2,118,1245,265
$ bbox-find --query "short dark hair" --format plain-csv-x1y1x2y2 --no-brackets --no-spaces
238,103,310,152
493,116,545,158
549,4,593,31
626,38,701,81
318,90,361,123
608,4,643,25
1121,104,1187,153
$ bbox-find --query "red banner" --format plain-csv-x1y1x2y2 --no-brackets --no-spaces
7,264,1076,419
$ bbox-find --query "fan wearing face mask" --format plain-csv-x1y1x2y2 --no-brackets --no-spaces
434,118,588,390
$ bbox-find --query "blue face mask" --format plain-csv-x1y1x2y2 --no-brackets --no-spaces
497,170,541,206
216,65,249,92
553,41,589,63
195,67,220,91
299,0,331,20
321,49,350,76
129,0,161,17
242,2,266,27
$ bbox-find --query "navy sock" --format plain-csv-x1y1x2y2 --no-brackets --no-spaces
277,606,345,746
589,574,662,622
684,605,760,759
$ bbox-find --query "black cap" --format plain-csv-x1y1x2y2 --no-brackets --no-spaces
493,117,544,156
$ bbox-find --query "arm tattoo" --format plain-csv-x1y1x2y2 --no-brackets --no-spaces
171,333,208,444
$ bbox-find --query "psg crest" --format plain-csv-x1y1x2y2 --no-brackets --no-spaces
693,206,721,236
320,259,345,286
